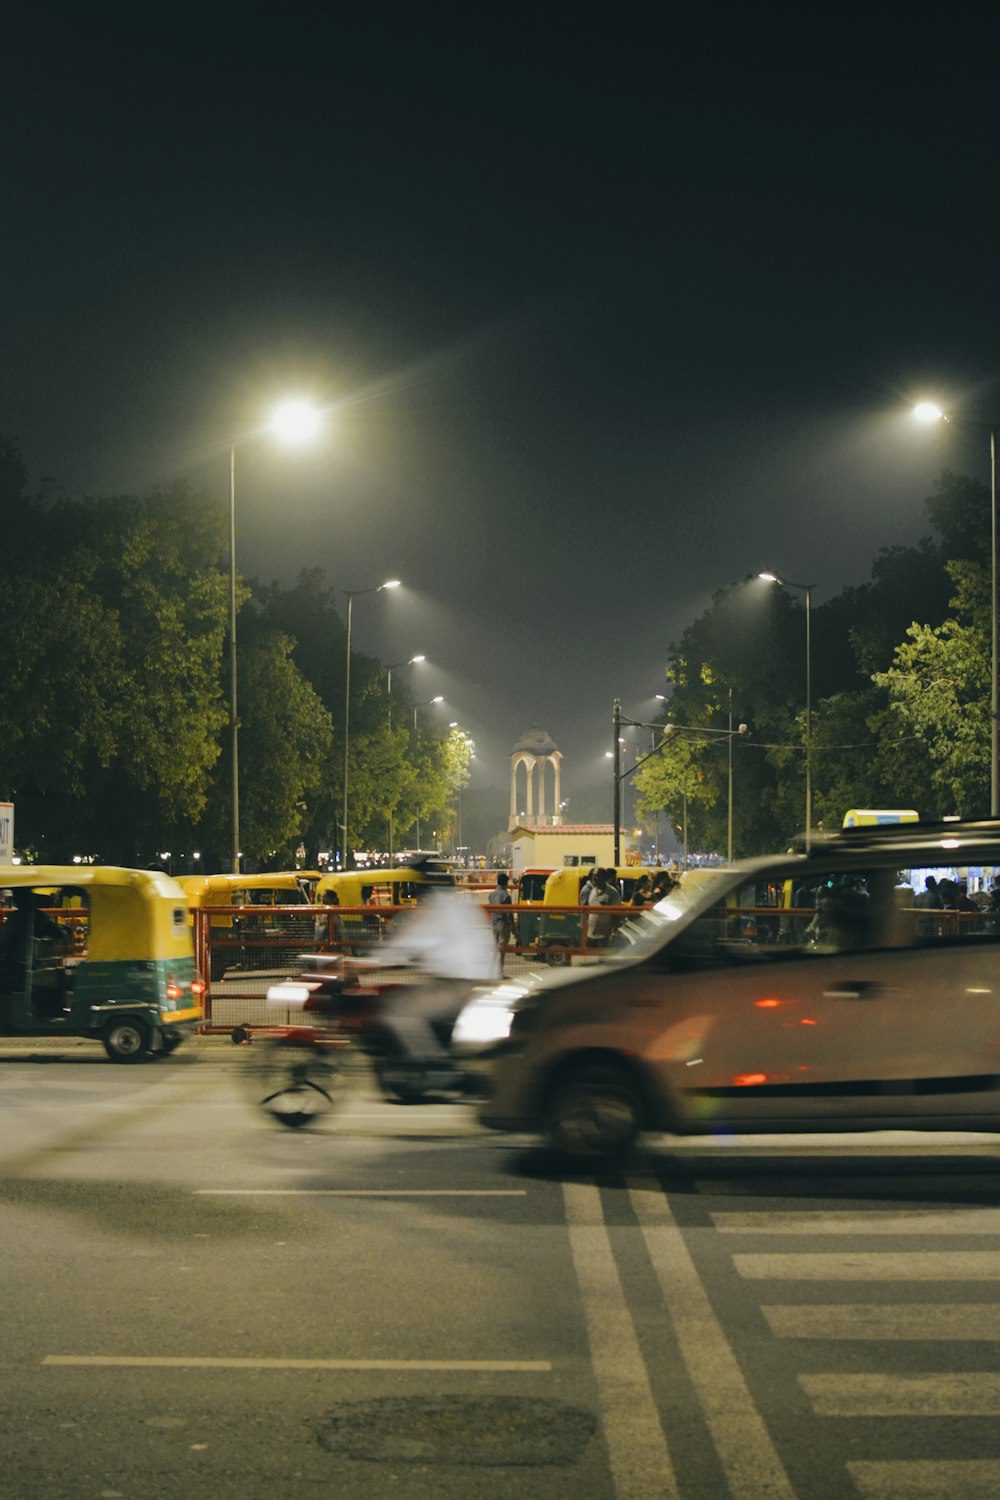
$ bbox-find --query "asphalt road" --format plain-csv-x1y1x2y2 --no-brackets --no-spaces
2,1036,1000,1500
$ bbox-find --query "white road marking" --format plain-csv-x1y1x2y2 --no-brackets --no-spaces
848,1459,1000,1497
735,1251,1000,1279
629,1179,797,1500
194,1188,526,1196
763,1304,1000,1339
802,1372,1000,1416
713,1209,1000,1235
44,1355,550,1372
563,1181,681,1500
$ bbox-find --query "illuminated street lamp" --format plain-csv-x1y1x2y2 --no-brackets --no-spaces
342,579,401,869
413,695,444,733
228,400,322,873
913,401,999,816
386,655,425,725
759,571,814,850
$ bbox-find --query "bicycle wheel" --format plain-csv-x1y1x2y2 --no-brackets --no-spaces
243,1037,344,1129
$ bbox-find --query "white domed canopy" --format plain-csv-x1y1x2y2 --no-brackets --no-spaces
510,726,563,827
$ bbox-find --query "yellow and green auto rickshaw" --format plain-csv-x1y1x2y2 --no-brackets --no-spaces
535,865,673,963
314,862,458,951
0,866,204,1061
177,871,320,979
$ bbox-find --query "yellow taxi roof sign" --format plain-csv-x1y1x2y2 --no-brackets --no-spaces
842,809,919,828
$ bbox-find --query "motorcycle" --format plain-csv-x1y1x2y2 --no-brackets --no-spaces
235,952,480,1127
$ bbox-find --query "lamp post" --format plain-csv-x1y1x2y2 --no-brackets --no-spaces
228,399,321,873
759,572,814,850
412,696,444,851
386,655,425,724
913,402,999,816
612,699,747,864
384,656,424,860
342,579,401,869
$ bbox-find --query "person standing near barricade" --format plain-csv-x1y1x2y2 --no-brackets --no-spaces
587,869,618,949
488,872,516,965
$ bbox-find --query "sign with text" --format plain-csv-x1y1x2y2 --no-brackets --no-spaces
0,802,13,863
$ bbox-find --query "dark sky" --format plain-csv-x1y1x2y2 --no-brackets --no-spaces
5,5,1000,816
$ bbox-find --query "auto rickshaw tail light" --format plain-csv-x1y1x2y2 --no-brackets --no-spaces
165,976,182,1001
191,977,207,996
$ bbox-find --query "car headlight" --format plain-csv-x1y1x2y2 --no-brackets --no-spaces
452,994,520,1049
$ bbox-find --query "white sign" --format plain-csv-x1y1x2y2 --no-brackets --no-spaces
0,802,12,864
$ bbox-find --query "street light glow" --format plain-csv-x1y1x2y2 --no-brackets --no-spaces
381,579,401,590
913,401,945,424
270,399,322,443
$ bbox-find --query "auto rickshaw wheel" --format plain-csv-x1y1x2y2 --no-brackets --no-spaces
545,945,572,967
103,1018,151,1063
245,1038,341,1129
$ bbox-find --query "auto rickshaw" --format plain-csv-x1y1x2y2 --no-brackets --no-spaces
512,868,554,946
0,866,204,1061
535,865,672,963
314,862,458,952
177,871,320,979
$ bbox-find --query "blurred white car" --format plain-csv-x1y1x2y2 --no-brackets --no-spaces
452,819,1000,1158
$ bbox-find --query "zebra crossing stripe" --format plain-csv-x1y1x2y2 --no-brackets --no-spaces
848,1459,1000,1497
801,1372,1000,1416
762,1304,1000,1340
734,1251,1000,1280
713,1209,1000,1235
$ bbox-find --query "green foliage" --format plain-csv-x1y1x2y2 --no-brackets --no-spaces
872,559,990,817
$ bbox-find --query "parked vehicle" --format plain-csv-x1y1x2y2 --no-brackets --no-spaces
0,866,204,1061
452,819,1000,1158
313,862,459,952
178,871,320,979
512,868,555,946
535,865,671,962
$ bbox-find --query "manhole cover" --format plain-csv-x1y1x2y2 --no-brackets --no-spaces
316,1395,597,1466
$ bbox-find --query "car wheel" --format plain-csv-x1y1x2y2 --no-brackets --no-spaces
543,1060,642,1159
103,1018,151,1063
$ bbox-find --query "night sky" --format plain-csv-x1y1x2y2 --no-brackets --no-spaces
6,6,1000,819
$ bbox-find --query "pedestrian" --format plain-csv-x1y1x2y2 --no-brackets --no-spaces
488,872,517,954
587,869,619,948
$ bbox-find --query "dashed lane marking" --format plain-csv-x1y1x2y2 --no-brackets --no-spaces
44,1355,551,1372
194,1188,527,1196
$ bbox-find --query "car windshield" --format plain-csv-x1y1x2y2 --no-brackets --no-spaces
603,869,739,962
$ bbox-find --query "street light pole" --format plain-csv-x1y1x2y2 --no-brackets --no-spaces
992,428,998,816
760,572,814,850
410,696,443,851
228,443,240,874
385,656,424,859
226,400,322,875
342,579,401,869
